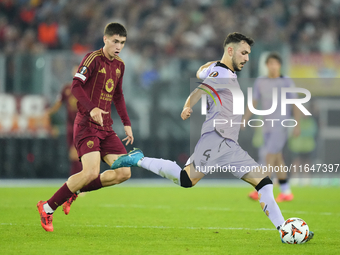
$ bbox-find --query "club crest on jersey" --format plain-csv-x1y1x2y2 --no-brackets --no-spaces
87,140,94,148
78,66,88,75
209,71,219,77
116,68,121,78
105,78,114,93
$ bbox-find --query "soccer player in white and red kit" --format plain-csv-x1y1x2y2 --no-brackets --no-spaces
37,23,134,231
110,33,314,242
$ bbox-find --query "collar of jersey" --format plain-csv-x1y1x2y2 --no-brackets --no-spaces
215,62,235,73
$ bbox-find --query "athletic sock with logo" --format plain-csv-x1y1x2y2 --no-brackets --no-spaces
256,176,285,229
46,183,74,211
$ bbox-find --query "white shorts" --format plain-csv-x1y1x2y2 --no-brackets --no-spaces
185,131,259,179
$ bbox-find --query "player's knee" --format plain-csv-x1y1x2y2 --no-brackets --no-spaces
180,170,193,188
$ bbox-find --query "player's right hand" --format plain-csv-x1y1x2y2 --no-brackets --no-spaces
90,107,109,126
181,107,193,120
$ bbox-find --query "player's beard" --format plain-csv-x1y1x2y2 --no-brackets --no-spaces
232,56,242,72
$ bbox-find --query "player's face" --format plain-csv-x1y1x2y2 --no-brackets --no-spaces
231,41,251,71
103,34,126,58
266,58,281,76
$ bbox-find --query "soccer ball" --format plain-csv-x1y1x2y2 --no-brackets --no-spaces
280,218,309,244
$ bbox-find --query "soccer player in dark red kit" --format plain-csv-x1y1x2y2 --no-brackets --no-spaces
46,65,82,177
37,23,134,232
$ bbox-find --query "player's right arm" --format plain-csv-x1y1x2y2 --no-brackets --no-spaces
181,84,207,120
196,61,218,79
71,52,108,126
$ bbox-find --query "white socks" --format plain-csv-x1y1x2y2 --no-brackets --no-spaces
258,184,285,229
138,157,181,185
43,202,55,214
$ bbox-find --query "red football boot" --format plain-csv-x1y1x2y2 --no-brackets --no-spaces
248,190,259,200
276,193,294,202
37,201,53,232
62,193,78,215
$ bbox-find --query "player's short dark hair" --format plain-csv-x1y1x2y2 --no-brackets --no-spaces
266,52,282,64
104,23,127,37
223,32,254,48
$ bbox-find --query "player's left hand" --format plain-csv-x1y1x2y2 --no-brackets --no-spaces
181,107,193,120
123,126,134,145
292,125,301,137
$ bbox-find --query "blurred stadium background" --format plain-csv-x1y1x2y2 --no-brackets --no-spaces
0,0,339,182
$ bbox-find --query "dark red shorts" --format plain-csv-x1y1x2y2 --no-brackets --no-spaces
73,124,127,159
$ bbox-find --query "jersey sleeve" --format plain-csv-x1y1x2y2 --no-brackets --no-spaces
73,52,98,84
200,67,232,92
112,65,131,126
198,63,214,80
71,52,99,112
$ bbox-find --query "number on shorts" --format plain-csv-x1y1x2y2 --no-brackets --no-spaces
203,149,211,161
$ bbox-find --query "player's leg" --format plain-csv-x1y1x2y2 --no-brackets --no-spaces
138,156,204,187
242,169,314,243
75,130,131,192
215,137,285,231
100,154,131,186
242,170,285,230
37,151,101,231
111,148,204,187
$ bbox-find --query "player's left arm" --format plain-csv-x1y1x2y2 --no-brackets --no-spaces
113,65,134,145
181,84,208,120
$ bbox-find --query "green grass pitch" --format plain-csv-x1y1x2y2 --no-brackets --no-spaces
0,184,339,254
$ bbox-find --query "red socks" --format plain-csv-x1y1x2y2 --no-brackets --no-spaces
80,175,102,192
47,183,74,210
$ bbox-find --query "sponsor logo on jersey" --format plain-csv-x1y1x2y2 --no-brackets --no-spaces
87,140,94,148
209,71,219,77
105,78,114,93
78,66,88,75
99,67,106,74
116,68,121,78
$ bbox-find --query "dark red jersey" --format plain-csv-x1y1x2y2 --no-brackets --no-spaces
71,48,131,131
60,83,78,126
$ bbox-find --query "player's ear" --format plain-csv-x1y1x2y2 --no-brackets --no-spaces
227,46,234,57
103,35,106,44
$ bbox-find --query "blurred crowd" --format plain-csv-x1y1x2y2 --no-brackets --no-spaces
1,0,340,59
